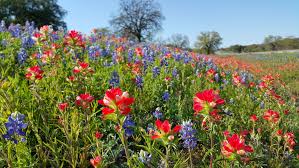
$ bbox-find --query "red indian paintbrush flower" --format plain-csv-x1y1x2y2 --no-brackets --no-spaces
98,88,134,119
221,133,253,160
95,131,103,139
284,132,296,152
58,103,68,111
75,93,94,109
151,119,181,140
64,30,85,48
73,61,94,75
135,47,143,56
263,109,280,123
193,89,225,116
25,65,44,80
90,156,101,168
250,114,258,122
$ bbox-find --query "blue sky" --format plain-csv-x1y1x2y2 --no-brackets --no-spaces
58,0,299,47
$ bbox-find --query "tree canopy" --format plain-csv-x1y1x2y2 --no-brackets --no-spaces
110,0,164,42
194,31,222,54
166,34,190,49
0,0,67,29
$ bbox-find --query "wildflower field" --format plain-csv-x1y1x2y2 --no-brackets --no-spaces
0,22,299,168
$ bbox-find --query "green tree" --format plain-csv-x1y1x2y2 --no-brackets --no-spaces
167,33,190,49
0,0,67,29
110,0,164,42
195,31,222,54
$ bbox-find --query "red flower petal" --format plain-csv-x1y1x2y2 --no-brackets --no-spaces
173,125,181,133
102,108,115,115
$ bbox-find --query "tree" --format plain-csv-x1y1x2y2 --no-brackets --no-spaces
110,0,164,42
195,31,222,54
264,35,282,44
263,35,282,50
0,0,67,29
229,45,245,53
93,27,111,35
167,34,190,49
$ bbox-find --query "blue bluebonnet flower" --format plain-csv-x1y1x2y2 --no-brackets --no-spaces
51,32,60,42
222,79,228,85
142,60,148,72
152,66,160,78
101,48,108,57
8,24,21,38
112,52,117,64
0,20,6,32
138,150,152,164
214,73,219,82
17,48,28,64
89,35,97,43
160,58,168,67
109,71,120,87
223,108,233,116
135,75,143,88
21,36,35,48
88,45,101,60
0,53,5,59
174,54,181,61
127,49,134,63
183,56,191,64
153,107,163,119
172,67,178,78
24,21,35,34
260,101,265,109
3,112,28,144
123,115,135,137
162,91,170,101
180,120,197,149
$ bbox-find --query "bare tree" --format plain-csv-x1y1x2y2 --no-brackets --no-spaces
195,31,222,54
167,33,190,49
110,0,164,42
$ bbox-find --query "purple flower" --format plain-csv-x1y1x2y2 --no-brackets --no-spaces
17,48,28,64
180,120,197,149
153,107,163,119
123,115,135,137
162,91,170,101
152,66,160,78
0,20,6,32
3,112,28,144
135,75,143,88
8,24,21,38
88,45,101,60
21,36,35,48
214,73,219,82
109,71,120,87
172,67,178,78
138,150,152,164
127,49,134,63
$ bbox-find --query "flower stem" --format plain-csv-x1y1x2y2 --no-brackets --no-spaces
165,145,170,168
189,148,193,168
209,123,214,168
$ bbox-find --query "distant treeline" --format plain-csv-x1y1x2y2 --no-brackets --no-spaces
221,37,299,53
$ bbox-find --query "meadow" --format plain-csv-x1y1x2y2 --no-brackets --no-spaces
0,23,298,168
213,51,299,101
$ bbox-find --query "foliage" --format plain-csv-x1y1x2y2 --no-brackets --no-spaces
0,0,67,29
194,31,222,55
222,36,299,53
166,34,190,49
110,0,164,42
0,23,298,168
